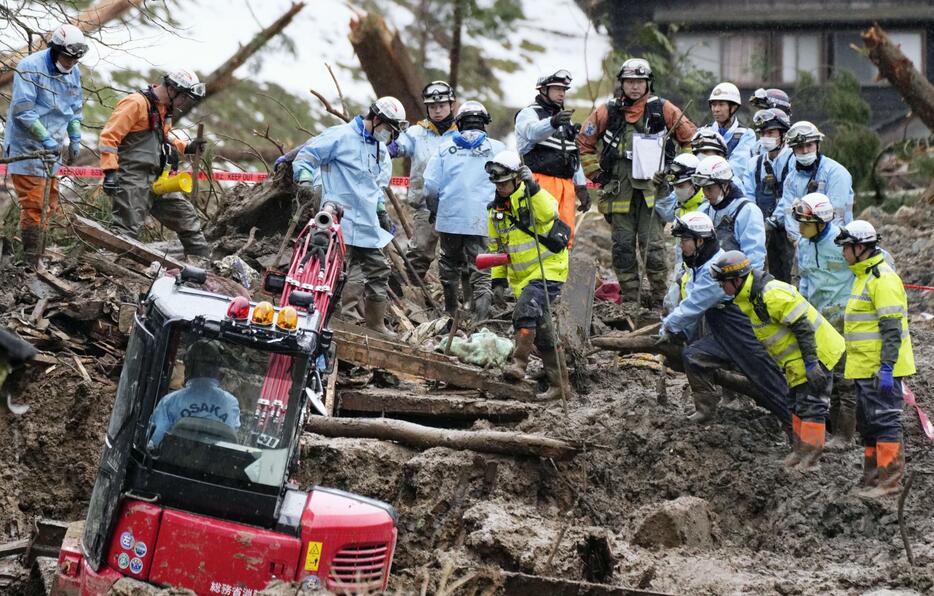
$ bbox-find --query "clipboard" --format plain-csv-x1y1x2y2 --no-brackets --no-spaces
632,133,664,180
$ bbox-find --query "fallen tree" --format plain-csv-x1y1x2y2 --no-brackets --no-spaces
305,416,579,460
862,24,934,132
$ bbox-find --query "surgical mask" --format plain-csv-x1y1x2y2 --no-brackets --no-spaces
795,152,818,167
55,59,74,74
373,127,393,144
675,185,695,204
799,222,820,239
760,137,780,152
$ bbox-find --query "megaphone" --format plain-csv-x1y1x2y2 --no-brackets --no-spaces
475,253,509,270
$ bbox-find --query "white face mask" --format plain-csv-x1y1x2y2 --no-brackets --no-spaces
55,59,74,74
373,127,393,144
760,137,780,152
675,185,695,204
795,152,818,167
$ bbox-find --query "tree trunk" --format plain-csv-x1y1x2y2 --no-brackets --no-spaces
0,0,144,88
204,162,296,239
349,13,425,122
862,24,934,131
305,416,579,460
448,0,465,90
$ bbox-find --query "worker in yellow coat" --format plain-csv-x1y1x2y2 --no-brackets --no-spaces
485,150,569,400
711,250,845,471
834,220,915,498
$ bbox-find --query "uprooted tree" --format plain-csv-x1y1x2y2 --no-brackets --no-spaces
862,23,934,132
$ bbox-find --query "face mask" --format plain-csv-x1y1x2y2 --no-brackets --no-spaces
675,185,695,204
795,152,818,167
705,187,723,205
760,137,780,152
799,222,820,239
55,59,74,74
373,127,393,144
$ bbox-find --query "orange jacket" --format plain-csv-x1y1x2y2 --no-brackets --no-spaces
99,92,187,171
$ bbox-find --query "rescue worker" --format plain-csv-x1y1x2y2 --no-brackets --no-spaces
777,121,853,242
148,340,241,448
742,108,794,281
393,81,458,279
693,156,766,270
292,97,407,336
749,87,792,116
99,69,210,257
793,193,858,450
515,69,590,247
486,151,569,400
3,24,87,265
690,129,729,159
423,101,505,322
577,58,696,303
835,220,915,498
703,82,756,182
711,250,845,471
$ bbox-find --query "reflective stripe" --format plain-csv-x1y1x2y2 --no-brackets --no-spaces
781,301,809,324
877,305,907,317
773,342,801,362
99,145,118,154
808,313,825,332
848,294,872,302
504,239,538,254
12,101,35,115
537,138,578,153
511,250,555,272
751,321,769,329
845,312,877,322
762,327,793,348
845,331,880,341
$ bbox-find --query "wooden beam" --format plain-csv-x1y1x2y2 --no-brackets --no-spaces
862,24,934,131
305,416,578,460
337,389,534,422
71,215,185,269
333,325,536,401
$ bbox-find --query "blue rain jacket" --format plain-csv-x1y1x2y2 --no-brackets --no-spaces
699,186,767,270
741,146,793,217
394,120,456,208
778,154,853,242
662,248,728,340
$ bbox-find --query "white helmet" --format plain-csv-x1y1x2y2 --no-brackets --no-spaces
668,153,700,184
164,69,206,99
708,82,742,106
785,121,825,148
692,155,733,186
672,211,715,238
370,96,408,132
834,220,879,246
485,150,522,182
617,58,652,81
50,24,88,59
792,193,834,223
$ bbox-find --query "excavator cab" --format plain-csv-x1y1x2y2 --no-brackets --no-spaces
56,271,397,595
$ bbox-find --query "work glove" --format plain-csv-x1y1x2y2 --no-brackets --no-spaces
428,210,437,225
165,144,180,173
765,215,784,231
295,181,320,212
387,140,400,158
102,170,118,197
492,279,508,307
651,170,667,187
876,362,895,396
184,139,207,155
518,165,535,183
41,137,59,153
67,138,81,164
591,169,612,187
575,185,591,212
274,154,290,171
804,356,828,394
655,325,686,346
378,210,395,234
549,109,574,129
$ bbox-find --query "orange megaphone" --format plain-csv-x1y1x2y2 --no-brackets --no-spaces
475,253,509,270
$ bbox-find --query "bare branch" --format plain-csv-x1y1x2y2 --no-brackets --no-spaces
309,88,351,123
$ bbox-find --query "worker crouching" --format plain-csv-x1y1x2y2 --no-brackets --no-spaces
485,151,569,400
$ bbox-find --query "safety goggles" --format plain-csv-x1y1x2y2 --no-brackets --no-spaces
752,109,780,127
542,69,572,88
184,82,207,99
423,81,454,103
690,173,718,187
60,42,89,59
791,200,820,223
485,162,515,182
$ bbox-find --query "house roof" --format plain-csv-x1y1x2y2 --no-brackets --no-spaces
654,3,934,26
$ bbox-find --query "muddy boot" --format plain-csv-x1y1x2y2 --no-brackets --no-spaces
795,420,825,472
472,293,491,324
442,283,459,316
858,447,879,488
461,273,473,311
536,349,564,401
687,391,720,423
826,404,856,451
20,227,41,268
503,328,534,381
857,441,904,499
364,296,395,338
341,281,365,322
782,415,803,470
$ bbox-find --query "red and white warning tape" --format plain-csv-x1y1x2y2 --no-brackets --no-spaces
903,384,934,442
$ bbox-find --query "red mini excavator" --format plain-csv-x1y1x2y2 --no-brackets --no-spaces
55,202,397,595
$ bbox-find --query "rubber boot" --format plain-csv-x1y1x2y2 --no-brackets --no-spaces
472,293,491,324
826,403,856,451
461,273,473,311
859,446,878,488
687,391,720,423
858,441,904,499
782,415,803,470
795,420,825,471
341,281,365,322
364,297,395,338
503,328,534,381
20,227,40,268
442,283,459,316
536,348,564,401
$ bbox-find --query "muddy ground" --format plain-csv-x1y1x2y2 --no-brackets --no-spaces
1,204,933,595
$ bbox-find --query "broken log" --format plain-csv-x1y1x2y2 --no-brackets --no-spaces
863,24,934,131
337,388,534,423
332,322,536,401
305,416,578,460
71,215,185,269
204,162,296,239
349,13,425,121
